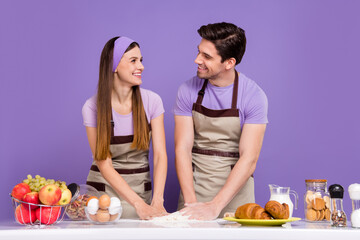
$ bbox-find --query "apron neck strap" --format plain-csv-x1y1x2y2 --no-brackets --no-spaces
195,71,239,109
195,79,209,104
110,113,115,137
231,71,239,109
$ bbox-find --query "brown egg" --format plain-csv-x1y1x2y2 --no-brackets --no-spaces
89,214,97,222
109,213,119,222
96,209,110,222
98,194,111,209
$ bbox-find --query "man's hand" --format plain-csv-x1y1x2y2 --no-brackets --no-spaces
179,201,221,220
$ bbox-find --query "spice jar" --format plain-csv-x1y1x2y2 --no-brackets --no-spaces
329,184,347,227
348,183,360,228
304,179,331,222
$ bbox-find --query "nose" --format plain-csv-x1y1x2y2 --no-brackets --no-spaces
137,61,144,71
194,53,202,65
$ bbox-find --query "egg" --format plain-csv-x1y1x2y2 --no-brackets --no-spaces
89,214,97,222
109,213,119,222
96,209,110,222
109,197,122,215
87,198,99,215
110,197,121,206
86,196,98,206
98,194,111,209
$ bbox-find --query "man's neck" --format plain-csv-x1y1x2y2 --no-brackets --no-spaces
208,69,236,87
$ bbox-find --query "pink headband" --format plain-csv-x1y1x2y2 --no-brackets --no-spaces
112,36,134,72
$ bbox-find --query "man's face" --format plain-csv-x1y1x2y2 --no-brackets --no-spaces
195,38,226,80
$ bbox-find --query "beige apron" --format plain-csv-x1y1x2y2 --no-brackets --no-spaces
178,71,255,218
86,116,152,219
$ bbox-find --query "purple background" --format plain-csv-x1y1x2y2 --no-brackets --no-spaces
1,0,359,222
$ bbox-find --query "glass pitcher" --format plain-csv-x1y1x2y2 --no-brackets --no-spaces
269,184,298,218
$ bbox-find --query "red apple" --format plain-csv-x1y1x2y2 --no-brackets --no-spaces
36,206,61,225
39,184,61,205
15,204,36,224
11,183,31,201
58,189,72,205
22,192,40,209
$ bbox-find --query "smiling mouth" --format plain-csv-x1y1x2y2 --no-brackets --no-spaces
197,66,208,71
133,73,142,78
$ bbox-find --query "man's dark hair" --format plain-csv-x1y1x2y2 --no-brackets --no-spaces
197,22,246,65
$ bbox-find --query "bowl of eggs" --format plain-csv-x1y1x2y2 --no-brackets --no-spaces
85,194,122,223
65,184,100,221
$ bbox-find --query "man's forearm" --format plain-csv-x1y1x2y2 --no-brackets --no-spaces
211,156,257,210
175,148,197,204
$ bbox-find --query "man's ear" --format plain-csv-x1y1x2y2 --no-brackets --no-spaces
225,58,236,70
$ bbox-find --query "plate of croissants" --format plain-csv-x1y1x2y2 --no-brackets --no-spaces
223,201,301,226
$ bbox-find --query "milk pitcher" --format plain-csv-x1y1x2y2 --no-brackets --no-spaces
269,184,298,218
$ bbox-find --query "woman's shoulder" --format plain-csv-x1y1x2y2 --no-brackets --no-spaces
140,88,162,102
82,94,97,111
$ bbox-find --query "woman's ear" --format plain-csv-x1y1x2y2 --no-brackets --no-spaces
225,58,236,70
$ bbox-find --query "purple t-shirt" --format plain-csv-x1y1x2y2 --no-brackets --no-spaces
173,73,268,126
82,88,164,136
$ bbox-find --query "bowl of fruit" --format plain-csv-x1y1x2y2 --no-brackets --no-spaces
10,174,72,226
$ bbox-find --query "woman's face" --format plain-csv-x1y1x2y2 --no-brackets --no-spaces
115,46,144,87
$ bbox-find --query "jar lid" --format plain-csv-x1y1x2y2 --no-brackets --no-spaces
305,179,327,183
329,184,344,198
348,183,360,200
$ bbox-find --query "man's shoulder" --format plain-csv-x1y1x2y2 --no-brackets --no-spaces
239,72,266,96
178,76,204,93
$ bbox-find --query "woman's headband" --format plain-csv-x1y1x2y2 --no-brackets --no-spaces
112,36,134,72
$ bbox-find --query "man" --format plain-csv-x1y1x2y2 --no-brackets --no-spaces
173,22,268,220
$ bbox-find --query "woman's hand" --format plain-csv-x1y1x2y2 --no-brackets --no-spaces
134,201,167,220
151,198,168,216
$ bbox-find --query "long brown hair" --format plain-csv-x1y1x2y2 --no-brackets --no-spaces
94,37,150,161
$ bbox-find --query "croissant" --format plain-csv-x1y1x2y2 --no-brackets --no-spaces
265,200,289,219
235,203,271,219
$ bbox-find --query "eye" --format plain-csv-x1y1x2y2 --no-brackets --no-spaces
131,59,136,63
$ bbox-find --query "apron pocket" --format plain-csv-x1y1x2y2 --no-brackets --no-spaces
86,181,106,192
144,182,152,191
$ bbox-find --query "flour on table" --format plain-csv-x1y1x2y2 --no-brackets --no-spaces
150,211,195,222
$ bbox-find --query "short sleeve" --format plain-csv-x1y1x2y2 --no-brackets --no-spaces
148,91,165,120
173,80,194,116
243,87,268,124
82,96,97,127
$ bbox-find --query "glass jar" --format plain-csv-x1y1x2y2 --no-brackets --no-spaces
304,179,330,222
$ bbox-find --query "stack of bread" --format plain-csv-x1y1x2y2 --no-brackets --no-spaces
233,200,289,220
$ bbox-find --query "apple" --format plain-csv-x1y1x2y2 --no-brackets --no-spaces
22,192,40,209
11,183,31,201
39,184,61,205
15,204,36,224
58,189,72,205
36,206,61,225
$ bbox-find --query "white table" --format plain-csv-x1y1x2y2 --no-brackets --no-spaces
0,219,359,240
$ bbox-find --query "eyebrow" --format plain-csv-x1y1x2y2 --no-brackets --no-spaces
129,56,143,60
197,46,212,59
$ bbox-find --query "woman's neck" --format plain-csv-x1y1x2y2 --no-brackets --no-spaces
111,80,133,115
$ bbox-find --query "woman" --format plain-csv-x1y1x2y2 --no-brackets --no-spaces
82,36,168,219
